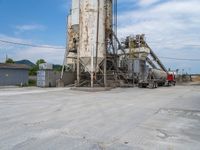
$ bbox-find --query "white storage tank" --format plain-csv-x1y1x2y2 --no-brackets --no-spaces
71,0,79,27
151,69,167,81
66,0,79,69
79,0,106,73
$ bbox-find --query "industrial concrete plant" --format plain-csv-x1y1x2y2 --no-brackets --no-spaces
61,0,176,88
1,1,200,150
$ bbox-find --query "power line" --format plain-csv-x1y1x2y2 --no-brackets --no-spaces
1,39,200,61
148,42,200,47
160,56,200,61
0,39,66,50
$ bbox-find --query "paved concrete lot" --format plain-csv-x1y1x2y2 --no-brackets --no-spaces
0,86,200,150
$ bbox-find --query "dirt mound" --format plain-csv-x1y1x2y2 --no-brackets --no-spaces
192,76,200,82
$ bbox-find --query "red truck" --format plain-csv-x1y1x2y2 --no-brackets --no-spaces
167,73,176,86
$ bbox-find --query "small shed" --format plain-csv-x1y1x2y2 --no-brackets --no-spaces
0,63,29,86
37,70,60,87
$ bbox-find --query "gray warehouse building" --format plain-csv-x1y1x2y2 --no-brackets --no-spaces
0,63,29,86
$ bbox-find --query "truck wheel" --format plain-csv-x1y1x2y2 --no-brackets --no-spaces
149,83,154,89
138,83,141,88
142,84,147,88
166,82,169,86
155,82,158,88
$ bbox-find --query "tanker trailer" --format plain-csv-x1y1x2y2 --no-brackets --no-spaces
138,68,167,88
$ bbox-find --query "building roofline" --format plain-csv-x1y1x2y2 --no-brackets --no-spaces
0,63,30,70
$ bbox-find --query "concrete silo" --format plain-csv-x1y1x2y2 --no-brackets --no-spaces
65,0,80,71
63,0,172,89
65,0,115,88
77,0,113,87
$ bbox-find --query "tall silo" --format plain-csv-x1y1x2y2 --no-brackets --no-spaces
79,0,105,73
71,0,79,28
66,0,80,71
78,0,113,87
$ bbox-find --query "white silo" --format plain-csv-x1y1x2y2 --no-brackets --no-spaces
79,0,106,74
66,0,80,70
71,0,79,27
66,0,113,87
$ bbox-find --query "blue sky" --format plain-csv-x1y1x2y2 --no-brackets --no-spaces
0,0,68,45
0,0,200,73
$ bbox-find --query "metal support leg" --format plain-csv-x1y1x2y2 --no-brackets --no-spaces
104,58,107,87
77,56,80,87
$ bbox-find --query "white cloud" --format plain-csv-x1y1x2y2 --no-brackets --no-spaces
0,34,29,43
118,0,160,7
15,46,65,64
117,0,200,73
139,0,160,6
15,24,46,33
0,34,31,50
0,34,65,64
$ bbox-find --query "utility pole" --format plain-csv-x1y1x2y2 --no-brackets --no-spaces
6,53,8,62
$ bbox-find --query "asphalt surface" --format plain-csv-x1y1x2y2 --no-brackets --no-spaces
0,85,200,150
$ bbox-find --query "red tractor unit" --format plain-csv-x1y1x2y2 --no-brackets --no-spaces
167,73,176,86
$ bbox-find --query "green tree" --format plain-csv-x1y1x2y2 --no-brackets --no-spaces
36,59,46,67
53,65,62,72
5,58,15,64
29,66,38,76
29,59,46,76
